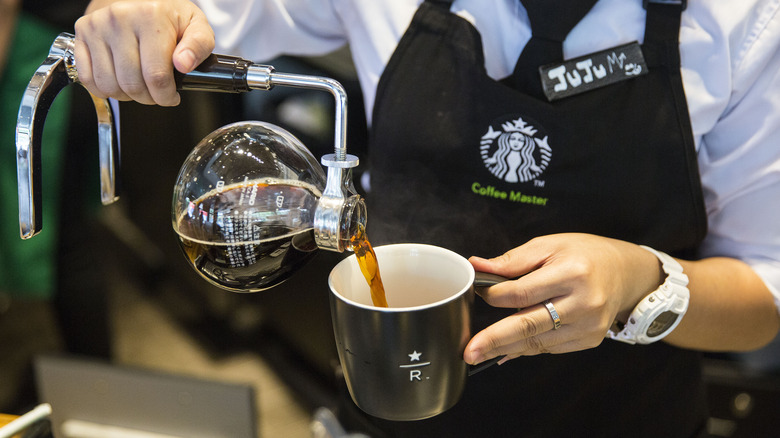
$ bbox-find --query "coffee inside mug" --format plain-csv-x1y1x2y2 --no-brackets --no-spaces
329,243,475,309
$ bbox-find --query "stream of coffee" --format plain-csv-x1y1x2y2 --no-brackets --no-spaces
351,224,388,307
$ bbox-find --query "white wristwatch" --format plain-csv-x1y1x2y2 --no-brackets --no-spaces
607,245,689,345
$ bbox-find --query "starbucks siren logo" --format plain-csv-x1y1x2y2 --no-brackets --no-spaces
480,116,551,183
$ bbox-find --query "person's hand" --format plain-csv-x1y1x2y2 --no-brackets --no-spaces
463,233,664,364
74,0,215,106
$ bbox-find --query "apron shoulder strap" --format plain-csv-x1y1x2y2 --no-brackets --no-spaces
643,1,684,47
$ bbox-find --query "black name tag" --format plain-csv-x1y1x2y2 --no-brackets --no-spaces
539,41,648,101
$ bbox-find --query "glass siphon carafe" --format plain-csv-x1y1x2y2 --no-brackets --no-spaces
172,121,365,292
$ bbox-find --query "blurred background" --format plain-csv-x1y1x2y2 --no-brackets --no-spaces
1,1,779,437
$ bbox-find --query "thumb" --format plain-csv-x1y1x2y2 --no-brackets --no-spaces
469,246,541,279
172,12,215,73
469,255,504,275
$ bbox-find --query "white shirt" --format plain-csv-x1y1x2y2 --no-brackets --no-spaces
194,0,780,311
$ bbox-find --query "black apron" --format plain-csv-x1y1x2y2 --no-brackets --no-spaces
342,1,709,436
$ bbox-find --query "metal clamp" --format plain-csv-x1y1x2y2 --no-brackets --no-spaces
16,32,119,239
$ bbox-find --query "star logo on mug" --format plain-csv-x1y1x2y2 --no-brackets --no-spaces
400,350,431,382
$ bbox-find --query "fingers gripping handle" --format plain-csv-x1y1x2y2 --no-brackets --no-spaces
466,271,510,375
174,53,255,92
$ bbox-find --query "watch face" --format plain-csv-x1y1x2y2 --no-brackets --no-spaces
647,311,680,337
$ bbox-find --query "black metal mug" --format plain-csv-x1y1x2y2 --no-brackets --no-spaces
328,244,505,421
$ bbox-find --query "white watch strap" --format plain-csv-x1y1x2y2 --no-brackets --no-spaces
639,245,687,286
607,246,690,344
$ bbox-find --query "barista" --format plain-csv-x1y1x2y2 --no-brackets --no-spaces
72,0,780,436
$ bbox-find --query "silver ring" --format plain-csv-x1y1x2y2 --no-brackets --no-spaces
544,300,562,330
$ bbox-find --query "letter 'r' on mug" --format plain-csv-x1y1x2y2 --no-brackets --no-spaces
328,244,476,421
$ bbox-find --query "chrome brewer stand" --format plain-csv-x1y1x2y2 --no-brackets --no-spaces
16,32,359,252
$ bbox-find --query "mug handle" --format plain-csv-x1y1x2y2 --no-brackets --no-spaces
467,272,510,376
474,272,509,288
